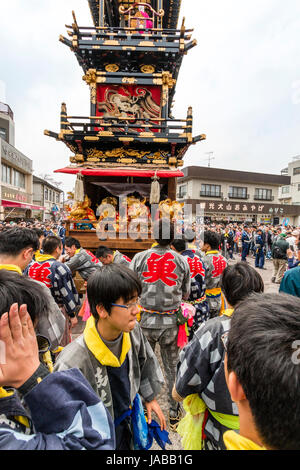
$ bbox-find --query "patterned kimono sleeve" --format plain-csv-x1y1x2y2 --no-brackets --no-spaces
182,258,191,300
175,322,216,398
65,252,84,275
54,265,80,317
136,328,165,403
0,369,115,450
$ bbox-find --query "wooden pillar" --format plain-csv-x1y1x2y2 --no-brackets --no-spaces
168,177,177,201
157,0,164,29
99,0,105,27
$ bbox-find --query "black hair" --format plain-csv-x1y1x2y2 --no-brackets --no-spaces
87,264,142,320
64,237,81,249
32,228,45,238
42,236,62,254
0,227,39,255
172,239,187,253
221,262,264,306
0,270,49,326
203,230,220,250
153,218,174,246
227,293,300,450
96,246,114,259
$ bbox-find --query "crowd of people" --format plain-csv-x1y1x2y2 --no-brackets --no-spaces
0,217,299,451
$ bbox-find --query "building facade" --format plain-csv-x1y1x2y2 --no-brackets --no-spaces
0,102,45,221
33,176,64,221
177,166,300,225
279,157,300,209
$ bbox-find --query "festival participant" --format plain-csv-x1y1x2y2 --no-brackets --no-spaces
287,241,300,269
241,225,251,262
26,236,80,345
31,228,45,261
0,281,115,450
171,238,209,333
0,227,65,352
201,231,227,318
173,263,264,450
57,221,67,253
130,218,191,430
271,232,289,284
221,226,234,260
44,224,54,238
254,228,265,270
224,293,300,450
54,264,166,450
63,236,101,281
96,246,131,266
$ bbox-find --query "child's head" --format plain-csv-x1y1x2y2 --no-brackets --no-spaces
202,230,220,252
221,262,264,307
153,218,174,247
171,239,186,253
87,264,142,332
226,292,300,450
0,270,49,327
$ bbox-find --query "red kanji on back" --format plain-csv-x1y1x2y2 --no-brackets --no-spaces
86,250,101,264
142,252,178,287
122,254,131,263
28,262,52,288
186,256,205,279
211,255,227,278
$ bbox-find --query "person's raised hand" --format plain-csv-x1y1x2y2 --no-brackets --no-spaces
0,303,40,388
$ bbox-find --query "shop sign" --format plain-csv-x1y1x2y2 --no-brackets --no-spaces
1,187,31,204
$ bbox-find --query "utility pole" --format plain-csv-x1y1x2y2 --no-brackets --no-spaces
205,151,215,167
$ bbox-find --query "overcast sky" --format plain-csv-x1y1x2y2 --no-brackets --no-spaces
1,0,300,193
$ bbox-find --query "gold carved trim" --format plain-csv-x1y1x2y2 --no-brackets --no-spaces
141,65,155,74
103,40,119,46
122,77,137,84
105,64,119,72
83,69,97,85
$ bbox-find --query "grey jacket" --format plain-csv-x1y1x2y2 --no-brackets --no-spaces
53,323,164,420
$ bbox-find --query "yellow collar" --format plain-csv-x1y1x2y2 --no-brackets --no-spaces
223,308,234,317
84,316,131,367
0,264,22,275
34,252,55,263
206,250,219,255
75,248,81,255
0,387,14,398
224,431,266,450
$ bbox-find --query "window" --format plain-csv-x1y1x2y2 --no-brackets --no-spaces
179,185,187,198
45,188,49,200
228,186,248,198
282,186,290,194
12,169,25,189
298,184,300,192
255,188,272,200
0,128,6,142
200,184,221,197
1,164,11,184
56,193,60,203
293,167,300,176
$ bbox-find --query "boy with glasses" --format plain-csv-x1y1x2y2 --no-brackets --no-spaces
54,264,166,450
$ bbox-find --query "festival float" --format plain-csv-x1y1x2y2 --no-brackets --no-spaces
45,0,206,255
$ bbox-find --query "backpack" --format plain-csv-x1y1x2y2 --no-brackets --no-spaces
273,244,285,259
